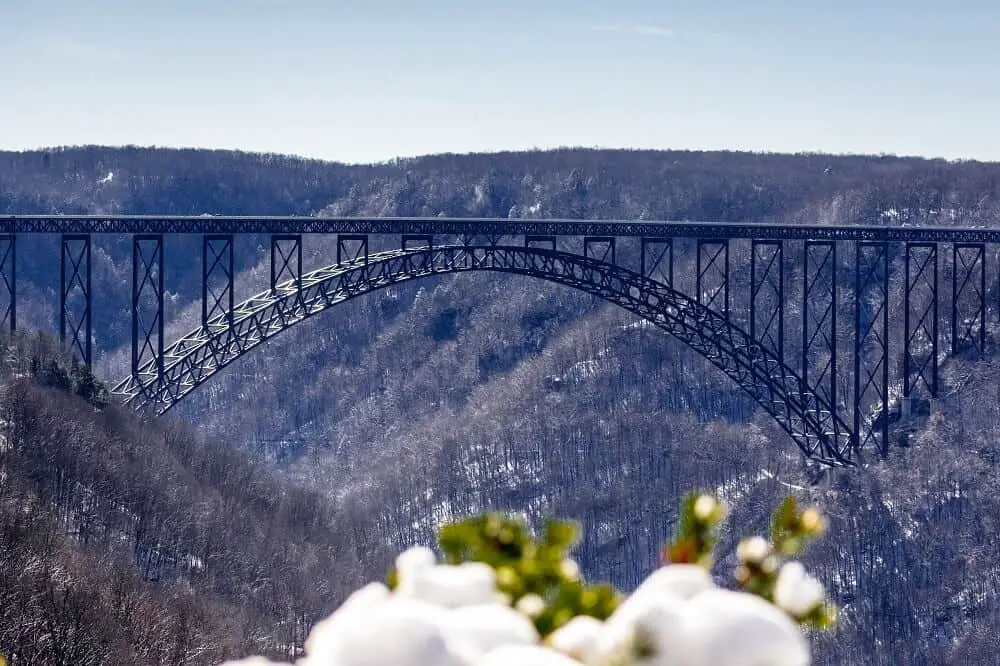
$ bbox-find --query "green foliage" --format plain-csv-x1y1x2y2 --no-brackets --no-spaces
421,495,836,639
435,513,621,636
663,492,726,569
18,341,111,409
770,496,827,557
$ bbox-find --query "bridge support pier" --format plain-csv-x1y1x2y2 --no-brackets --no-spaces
0,235,14,334
584,236,616,265
337,235,368,266
132,235,164,384
854,242,889,455
271,235,303,290
802,240,838,425
203,235,234,327
271,235,303,325
641,238,672,288
952,243,986,356
904,243,938,399
697,239,729,315
751,240,784,361
60,234,91,366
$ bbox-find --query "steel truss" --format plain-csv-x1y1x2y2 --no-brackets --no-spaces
641,238,673,288
271,235,302,291
697,240,729,315
904,243,938,398
337,235,368,265
853,242,889,455
271,235,303,325
7,215,1000,243
203,235,234,327
111,245,853,466
60,234,92,365
0,214,990,467
750,241,784,361
802,241,839,443
584,236,615,265
0,235,14,333
952,243,986,356
132,235,164,390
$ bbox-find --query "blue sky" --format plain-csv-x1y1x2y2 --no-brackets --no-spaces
2,0,999,163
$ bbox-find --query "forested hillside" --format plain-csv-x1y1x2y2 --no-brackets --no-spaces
0,332,389,663
3,146,1000,664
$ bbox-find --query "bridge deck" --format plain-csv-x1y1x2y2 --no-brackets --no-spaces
1,215,998,242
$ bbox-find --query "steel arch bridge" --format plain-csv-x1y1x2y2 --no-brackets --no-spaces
112,244,853,466
0,215,997,466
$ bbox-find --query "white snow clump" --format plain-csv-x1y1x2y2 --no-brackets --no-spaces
219,546,812,666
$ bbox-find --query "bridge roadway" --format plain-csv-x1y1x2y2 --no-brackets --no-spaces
2,215,1000,243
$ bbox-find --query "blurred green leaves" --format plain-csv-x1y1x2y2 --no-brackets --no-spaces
437,513,620,636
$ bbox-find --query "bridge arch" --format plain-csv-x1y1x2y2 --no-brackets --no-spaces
111,245,854,466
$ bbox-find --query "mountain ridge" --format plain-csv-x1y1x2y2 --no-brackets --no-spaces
2,145,1000,664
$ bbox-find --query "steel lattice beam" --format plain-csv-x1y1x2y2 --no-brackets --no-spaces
203,235,234,327
337,235,368,265
132,235,164,386
4,215,1000,243
641,238,672,288
751,240,784,361
853,242,889,456
60,234,91,365
904,243,938,398
697,240,729,315
802,241,838,430
271,235,302,291
111,245,853,466
584,236,615,265
6,216,992,467
0,235,14,333
952,243,986,356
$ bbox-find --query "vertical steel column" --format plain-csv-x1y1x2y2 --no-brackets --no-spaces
750,240,784,360
641,238,672,288
0,235,14,333
202,235,234,327
271,235,303,291
337,235,369,265
904,243,938,398
696,240,729,315
270,235,303,326
132,235,164,381
60,234,92,365
853,242,889,455
952,243,986,356
802,240,837,411
583,236,616,265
